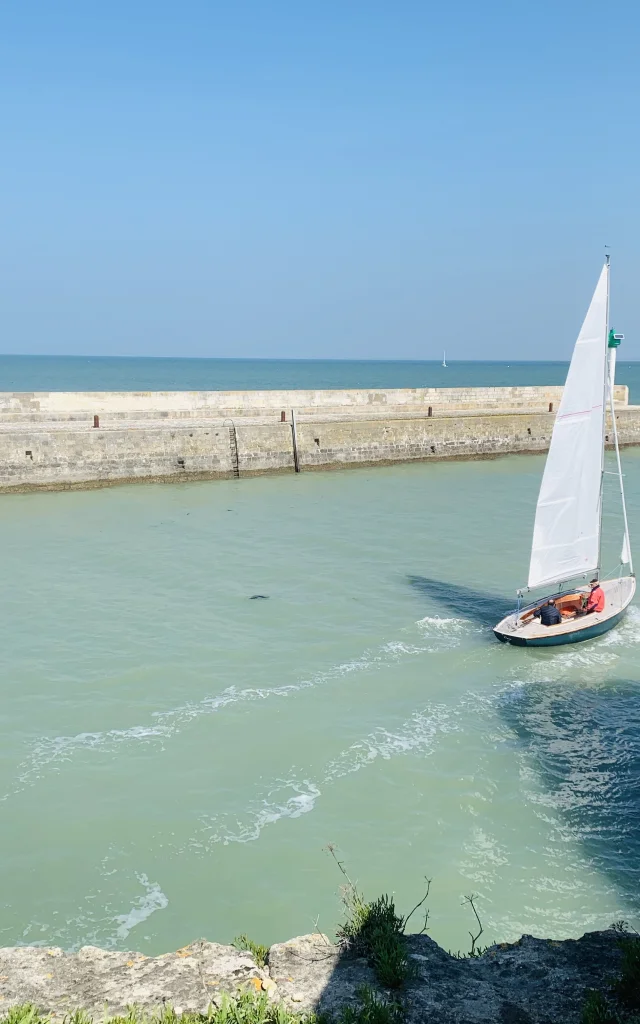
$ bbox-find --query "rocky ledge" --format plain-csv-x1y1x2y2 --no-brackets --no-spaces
0,929,624,1024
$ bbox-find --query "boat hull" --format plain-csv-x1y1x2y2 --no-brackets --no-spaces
493,576,636,648
494,607,626,646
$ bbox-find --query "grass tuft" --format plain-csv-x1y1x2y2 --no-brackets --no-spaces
2,1006,44,1024
334,986,403,1024
232,936,270,969
613,933,640,1010
0,995,321,1024
581,990,620,1024
336,888,409,991
328,845,427,991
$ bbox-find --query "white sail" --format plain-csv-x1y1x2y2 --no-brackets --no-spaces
527,263,608,589
622,531,631,565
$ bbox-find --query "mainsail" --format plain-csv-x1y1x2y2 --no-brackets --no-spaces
527,263,608,589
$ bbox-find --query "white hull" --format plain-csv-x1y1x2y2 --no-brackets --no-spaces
494,576,636,647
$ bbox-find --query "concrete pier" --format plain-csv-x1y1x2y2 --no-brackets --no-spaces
0,385,636,492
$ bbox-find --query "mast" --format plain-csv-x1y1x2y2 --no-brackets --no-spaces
596,255,610,577
607,327,634,574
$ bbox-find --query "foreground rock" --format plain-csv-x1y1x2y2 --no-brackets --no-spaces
0,929,624,1023
0,941,269,1020
271,930,624,1023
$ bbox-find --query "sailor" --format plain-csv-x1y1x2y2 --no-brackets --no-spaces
534,599,561,627
585,578,605,615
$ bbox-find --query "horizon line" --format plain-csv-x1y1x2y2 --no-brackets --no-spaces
1,354,637,364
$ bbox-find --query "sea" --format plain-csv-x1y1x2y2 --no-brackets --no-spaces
1,356,639,956
0,354,639,401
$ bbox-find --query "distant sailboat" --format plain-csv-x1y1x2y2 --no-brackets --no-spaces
493,257,635,647
442,350,447,368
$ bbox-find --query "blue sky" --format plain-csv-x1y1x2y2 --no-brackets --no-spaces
1,1,638,360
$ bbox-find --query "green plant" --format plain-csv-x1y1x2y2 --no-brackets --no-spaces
108,1012,158,1024
0,997,319,1024
336,986,403,1024
581,989,620,1024
613,934,640,1009
63,1012,93,1024
214,991,293,1024
3,1007,44,1024
232,935,270,969
328,846,430,990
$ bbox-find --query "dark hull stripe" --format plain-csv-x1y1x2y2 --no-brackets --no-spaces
493,609,626,647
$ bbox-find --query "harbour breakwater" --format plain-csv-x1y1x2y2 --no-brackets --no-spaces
0,384,635,492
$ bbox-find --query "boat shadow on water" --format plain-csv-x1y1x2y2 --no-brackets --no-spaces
408,577,640,912
407,577,640,913
498,677,640,916
407,575,512,629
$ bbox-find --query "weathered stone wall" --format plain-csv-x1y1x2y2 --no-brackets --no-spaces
0,426,234,490
295,412,554,468
0,385,628,422
0,929,626,1024
0,389,636,492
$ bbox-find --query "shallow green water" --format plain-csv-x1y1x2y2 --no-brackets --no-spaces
2,453,640,954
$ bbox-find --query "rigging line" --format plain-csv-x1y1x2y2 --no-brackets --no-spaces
608,359,634,574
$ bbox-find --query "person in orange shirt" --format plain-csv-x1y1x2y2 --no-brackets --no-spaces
585,578,605,615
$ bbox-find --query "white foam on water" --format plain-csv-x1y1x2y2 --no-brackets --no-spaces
381,640,433,656
113,873,169,941
508,605,640,686
548,647,619,670
13,725,173,792
598,604,640,646
192,704,454,851
10,621,465,796
415,615,470,631
199,779,321,846
413,615,484,650
15,866,169,951
516,646,620,686
323,705,453,782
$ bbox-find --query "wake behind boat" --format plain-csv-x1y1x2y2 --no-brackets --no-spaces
494,257,635,647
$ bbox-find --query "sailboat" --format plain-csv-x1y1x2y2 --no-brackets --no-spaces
442,350,447,367
494,258,635,647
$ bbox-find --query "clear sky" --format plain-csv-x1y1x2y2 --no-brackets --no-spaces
1,1,639,360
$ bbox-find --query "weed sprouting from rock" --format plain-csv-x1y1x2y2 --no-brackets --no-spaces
334,986,403,1024
233,935,270,968
460,895,487,958
579,921,640,1023
2,1006,42,1024
327,845,430,990
613,931,640,1010
581,989,621,1024
0,994,320,1024
337,890,409,990
63,1013,93,1024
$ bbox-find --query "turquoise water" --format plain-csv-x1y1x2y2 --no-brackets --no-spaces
1,355,639,401
1,451,640,954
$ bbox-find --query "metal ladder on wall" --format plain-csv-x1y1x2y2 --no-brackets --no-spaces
225,420,240,478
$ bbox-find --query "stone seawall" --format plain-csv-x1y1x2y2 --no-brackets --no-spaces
1,384,627,421
0,386,635,492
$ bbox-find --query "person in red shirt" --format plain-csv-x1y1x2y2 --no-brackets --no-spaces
585,578,605,615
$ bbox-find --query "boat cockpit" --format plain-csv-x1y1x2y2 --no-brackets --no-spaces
519,590,588,625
